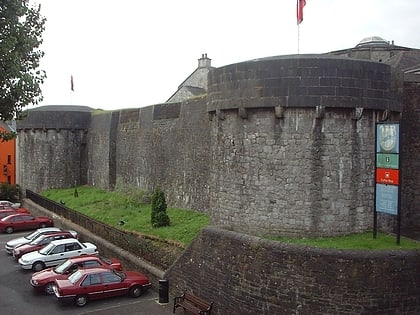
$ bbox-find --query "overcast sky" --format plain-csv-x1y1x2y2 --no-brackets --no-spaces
30,0,420,111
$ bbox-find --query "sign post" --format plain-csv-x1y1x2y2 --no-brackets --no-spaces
374,122,401,244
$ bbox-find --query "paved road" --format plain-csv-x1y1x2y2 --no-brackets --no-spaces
0,231,174,315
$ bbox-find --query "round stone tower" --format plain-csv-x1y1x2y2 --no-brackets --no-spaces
207,54,400,237
16,105,92,193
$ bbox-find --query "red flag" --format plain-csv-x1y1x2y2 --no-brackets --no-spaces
297,0,306,25
70,75,74,92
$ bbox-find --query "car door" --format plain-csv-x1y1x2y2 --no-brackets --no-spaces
22,215,38,230
46,244,66,267
9,215,25,231
63,242,83,260
100,271,126,298
80,273,104,300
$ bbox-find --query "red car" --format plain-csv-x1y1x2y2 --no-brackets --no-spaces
31,255,123,294
0,209,20,219
0,206,29,215
0,213,53,234
13,230,78,259
53,267,152,307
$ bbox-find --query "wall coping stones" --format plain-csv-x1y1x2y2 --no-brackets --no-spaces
207,54,399,114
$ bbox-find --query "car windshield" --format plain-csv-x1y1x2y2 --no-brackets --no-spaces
68,270,83,284
29,236,44,245
38,243,54,255
25,231,40,240
54,260,72,274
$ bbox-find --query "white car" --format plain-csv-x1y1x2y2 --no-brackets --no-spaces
0,200,21,209
18,238,98,271
5,227,61,254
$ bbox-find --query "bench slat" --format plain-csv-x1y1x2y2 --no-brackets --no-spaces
173,290,213,315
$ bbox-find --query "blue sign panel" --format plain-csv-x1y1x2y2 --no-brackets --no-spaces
376,184,398,215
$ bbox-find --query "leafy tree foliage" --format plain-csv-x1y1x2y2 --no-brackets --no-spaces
151,187,170,228
0,0,46,141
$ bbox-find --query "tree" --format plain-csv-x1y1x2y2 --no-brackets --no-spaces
0,0,46,141
151,187,170,228
0,182,22,202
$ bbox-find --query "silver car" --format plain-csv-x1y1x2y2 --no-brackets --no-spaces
5,227,61,254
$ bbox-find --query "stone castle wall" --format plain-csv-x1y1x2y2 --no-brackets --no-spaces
87,99,212,212
16,55,419,238
16,107,90,190
400,80,420,238
166,226,420,315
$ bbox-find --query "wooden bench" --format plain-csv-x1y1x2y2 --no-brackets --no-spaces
173,290,213,315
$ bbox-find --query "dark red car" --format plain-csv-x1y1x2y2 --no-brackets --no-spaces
0,213,53,234
53,267,151,306
0,207,29,217
31,255,123,294
13,230,78,259
0,209,20,219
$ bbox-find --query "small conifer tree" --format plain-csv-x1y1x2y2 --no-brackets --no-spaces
151,187,170,228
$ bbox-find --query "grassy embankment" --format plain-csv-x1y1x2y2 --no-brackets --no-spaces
42,186,420,250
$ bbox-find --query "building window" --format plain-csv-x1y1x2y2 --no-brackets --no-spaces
7,155,11,164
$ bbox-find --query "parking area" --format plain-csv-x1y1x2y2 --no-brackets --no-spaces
0,231,173,315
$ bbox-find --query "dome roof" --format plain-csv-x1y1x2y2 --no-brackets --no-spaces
356,36,388,47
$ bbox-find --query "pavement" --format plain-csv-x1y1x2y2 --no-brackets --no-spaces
81,291,174,315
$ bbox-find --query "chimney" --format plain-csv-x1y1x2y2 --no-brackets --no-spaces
198,53,211,68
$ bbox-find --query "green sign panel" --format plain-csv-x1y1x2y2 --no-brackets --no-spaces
376,153,399,169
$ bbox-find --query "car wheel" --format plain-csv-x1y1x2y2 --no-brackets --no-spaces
32,261,45,272
39,223,47,228
75,295,88,307
44,282,54,295
5,226,13,234
129,285,143,298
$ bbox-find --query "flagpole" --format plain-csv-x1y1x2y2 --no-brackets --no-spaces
296,0,305,54
298,24,300,54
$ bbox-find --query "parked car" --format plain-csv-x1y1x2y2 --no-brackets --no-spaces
0,209,20,219
0,205,29,213
0,213,53,234
18,238,98,271
53,267,152,307
31,255,123,294
5,227,61,254
13,230,78,259
0,200,21,209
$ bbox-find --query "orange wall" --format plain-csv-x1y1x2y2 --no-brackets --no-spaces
0,127,16,185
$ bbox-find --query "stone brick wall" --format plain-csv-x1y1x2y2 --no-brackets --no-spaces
166,226,420,315
17,128,87,191
16,107,91,191
111,98,211,211
207,56,396,237
401,80,420,238
209,108,378,237
87,111,119,189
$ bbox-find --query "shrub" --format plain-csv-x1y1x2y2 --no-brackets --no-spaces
0,183,22,202
151,187,170,228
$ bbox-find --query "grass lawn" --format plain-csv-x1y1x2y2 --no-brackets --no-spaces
42,186,420,250
41,186,210,246
269,232,420,250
